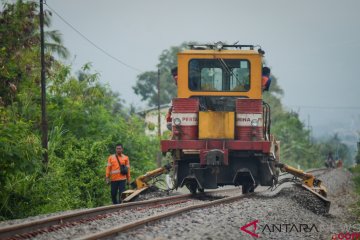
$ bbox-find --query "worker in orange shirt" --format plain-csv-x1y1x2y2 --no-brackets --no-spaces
262,66,271,91
171,67,178,86
106,143,131,204
165,67,178,130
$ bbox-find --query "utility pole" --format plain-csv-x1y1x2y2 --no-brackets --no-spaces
157,69,161,138
356,141,360,165
307,114,311,143
157,69,161,167
40,0,48,166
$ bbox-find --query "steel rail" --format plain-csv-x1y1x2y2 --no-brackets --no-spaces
78,192,252,240
306,167,329,173
0,194,192,239
0,188,239,239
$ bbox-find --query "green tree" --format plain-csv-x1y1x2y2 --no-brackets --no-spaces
133,43,190,106
263,74,323,169
0,0,65,219
43,64,158,211
356,141,360,165
0,0,68,106
1,60,159,219
271,111,322,169
0,1,158,220
316,133,351,166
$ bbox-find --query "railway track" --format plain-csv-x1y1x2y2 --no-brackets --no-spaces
79,168,331,240
0,188,240,240
0,168,330,240
307,167,331,177
78,191,253,240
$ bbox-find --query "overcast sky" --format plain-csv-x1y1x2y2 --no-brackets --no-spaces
44,0,360,138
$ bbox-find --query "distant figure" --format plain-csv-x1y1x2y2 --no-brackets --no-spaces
337,159,343,168
326,152,335,168
166,106,173,130
171,67,178,85
166,67,178,131
262,66,271,91
189,60,200,90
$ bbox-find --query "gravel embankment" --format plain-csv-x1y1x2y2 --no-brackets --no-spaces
115,168,358,240
0,168,357,240
31,197,206,240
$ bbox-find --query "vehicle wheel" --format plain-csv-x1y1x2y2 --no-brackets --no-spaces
187,183,197,194
242,183,255,194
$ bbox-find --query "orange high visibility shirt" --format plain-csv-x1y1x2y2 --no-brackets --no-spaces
262,76,269,90
106,154,130,181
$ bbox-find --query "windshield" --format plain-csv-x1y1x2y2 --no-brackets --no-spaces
188,59,250,92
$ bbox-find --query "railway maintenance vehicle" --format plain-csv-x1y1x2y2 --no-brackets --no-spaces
159,42,330,210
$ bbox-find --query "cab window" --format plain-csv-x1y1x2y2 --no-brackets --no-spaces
188,59,250,92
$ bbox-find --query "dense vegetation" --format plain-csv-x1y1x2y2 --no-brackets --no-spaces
0,1,157,220
356,143,360,165
352,145,360,220
0,0,355,221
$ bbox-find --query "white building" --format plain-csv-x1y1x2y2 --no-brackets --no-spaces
138,104,171,137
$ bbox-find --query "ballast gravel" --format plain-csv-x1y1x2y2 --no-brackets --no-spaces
115,168,358,240
30,197,207,240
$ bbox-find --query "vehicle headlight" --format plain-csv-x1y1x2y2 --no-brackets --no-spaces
174,118,181,126
215,41,223,50
251,119,258,127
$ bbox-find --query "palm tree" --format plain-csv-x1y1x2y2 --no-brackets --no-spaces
0,0,69,105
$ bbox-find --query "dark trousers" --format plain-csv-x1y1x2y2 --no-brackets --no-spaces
110,180,126,204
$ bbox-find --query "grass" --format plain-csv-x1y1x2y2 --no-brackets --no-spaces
349,165,360,221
